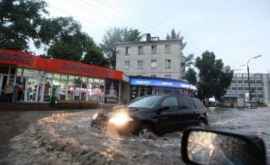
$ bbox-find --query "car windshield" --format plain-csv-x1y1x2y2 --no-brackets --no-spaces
128,96,163,109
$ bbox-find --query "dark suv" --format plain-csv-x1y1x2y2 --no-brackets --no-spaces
91,95,208,135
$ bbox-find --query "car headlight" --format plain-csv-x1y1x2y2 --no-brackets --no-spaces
92,113,99,120
108,111,133,127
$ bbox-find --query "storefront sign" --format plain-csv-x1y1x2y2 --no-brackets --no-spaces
0,49,124,81
130,77,197,90
0,50,34,67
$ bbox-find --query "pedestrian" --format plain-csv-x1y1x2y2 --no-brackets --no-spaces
4,82,13,102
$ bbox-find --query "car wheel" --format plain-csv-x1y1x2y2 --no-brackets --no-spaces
198,118,209,127
138,126,157,139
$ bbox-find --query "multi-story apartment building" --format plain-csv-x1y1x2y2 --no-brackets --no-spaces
225,73,270,105
116,34,185,80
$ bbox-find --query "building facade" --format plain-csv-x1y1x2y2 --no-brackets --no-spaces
224,73,270,105
116,36,185,80
0,50,127,104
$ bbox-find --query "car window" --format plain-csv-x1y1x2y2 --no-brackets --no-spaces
161,97,178,108
128,96,163,109
193,98,206,110
178,96,195,109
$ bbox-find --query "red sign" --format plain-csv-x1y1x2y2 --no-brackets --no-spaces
0,49,123,80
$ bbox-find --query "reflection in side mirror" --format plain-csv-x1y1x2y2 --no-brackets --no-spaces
181,128,267,165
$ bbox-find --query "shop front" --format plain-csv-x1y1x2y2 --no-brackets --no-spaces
0,50,124,104
129,76,197,100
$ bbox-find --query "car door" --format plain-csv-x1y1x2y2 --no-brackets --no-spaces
177,96,197,126
157,96,179,132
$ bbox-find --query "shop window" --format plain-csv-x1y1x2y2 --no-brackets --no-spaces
25,79,39,102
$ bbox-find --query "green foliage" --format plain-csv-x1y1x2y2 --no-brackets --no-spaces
46,18,87,61
46,17,108,66
195,51,233,100
101,27,142,68
0,0,48,50
82,47,109,67
166,29,183,40
184,68,197,85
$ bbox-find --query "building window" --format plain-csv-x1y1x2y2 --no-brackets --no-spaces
151,75,156,77
164,74,171,78
138,46,144,55
165,59,172,69
165,44,171,54
125,47,129,56
124,60,130,69
151,59,157,68
151,45,157,54
137,60,144,69
257,87,263,90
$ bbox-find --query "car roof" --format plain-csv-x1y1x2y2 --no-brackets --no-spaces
142,94,193,98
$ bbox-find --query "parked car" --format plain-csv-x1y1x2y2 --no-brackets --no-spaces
91,95,208,135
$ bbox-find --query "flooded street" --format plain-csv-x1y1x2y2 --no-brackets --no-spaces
209,107,270,158
1,107,270,165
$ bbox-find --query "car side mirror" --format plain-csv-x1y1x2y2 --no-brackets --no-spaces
181,127,267,165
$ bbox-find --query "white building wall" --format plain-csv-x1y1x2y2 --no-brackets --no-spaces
225,73,270,105
116,40,184,80
263,74,270,105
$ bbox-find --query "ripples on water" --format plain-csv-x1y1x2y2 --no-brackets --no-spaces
208,107,270,158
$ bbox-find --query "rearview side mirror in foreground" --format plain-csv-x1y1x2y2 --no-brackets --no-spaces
181,127,267,165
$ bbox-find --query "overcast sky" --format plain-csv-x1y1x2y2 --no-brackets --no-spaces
44,0,270,73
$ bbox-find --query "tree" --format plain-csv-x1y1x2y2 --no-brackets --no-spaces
101,27,142,69
46,17,108,66
0,0,48,50
82,47,109,67
195,51,233,101
183,53,194,69
166,29,183,40
185,68,197,85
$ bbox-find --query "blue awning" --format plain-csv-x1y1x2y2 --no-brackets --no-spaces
129,76,197,90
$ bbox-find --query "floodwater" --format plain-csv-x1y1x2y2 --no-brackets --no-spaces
209,107,270,158
2,107,270,165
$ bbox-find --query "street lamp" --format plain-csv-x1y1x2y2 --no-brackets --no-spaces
246,55,262,102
